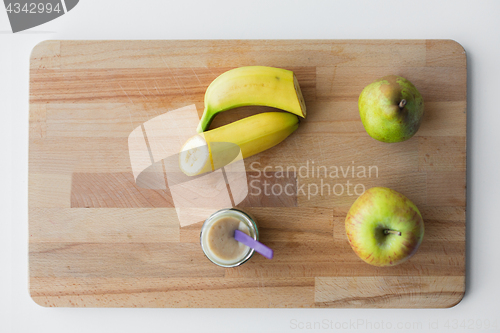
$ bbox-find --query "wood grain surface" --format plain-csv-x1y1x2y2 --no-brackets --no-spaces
29,40,467,308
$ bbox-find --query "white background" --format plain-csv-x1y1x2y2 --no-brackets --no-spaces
1,1,499,332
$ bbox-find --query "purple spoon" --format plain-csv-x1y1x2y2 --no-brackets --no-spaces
234,229,274,259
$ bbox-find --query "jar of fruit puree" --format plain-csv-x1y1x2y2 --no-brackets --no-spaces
200,208,259,268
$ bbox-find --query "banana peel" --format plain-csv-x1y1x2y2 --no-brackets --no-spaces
197,66,306,133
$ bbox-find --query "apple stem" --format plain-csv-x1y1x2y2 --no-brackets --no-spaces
399,99,407,109
384,229,402,236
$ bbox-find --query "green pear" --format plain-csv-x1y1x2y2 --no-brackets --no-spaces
358,75,424,143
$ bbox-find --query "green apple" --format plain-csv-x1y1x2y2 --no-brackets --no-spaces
345,187,424,267
358,75,424,143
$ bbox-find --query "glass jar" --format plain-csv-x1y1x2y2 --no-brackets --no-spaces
200,208,259,268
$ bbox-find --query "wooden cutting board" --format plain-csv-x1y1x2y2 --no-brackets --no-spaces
29,40,467,308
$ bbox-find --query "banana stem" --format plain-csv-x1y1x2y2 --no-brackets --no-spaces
197,110,216,133
384,229,402,236
398,99,407,109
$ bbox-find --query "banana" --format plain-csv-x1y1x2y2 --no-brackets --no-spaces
180,112,299,176
197,66,306,133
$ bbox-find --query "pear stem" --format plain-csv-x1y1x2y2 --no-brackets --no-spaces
398,99,407,109
384,229,402,236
